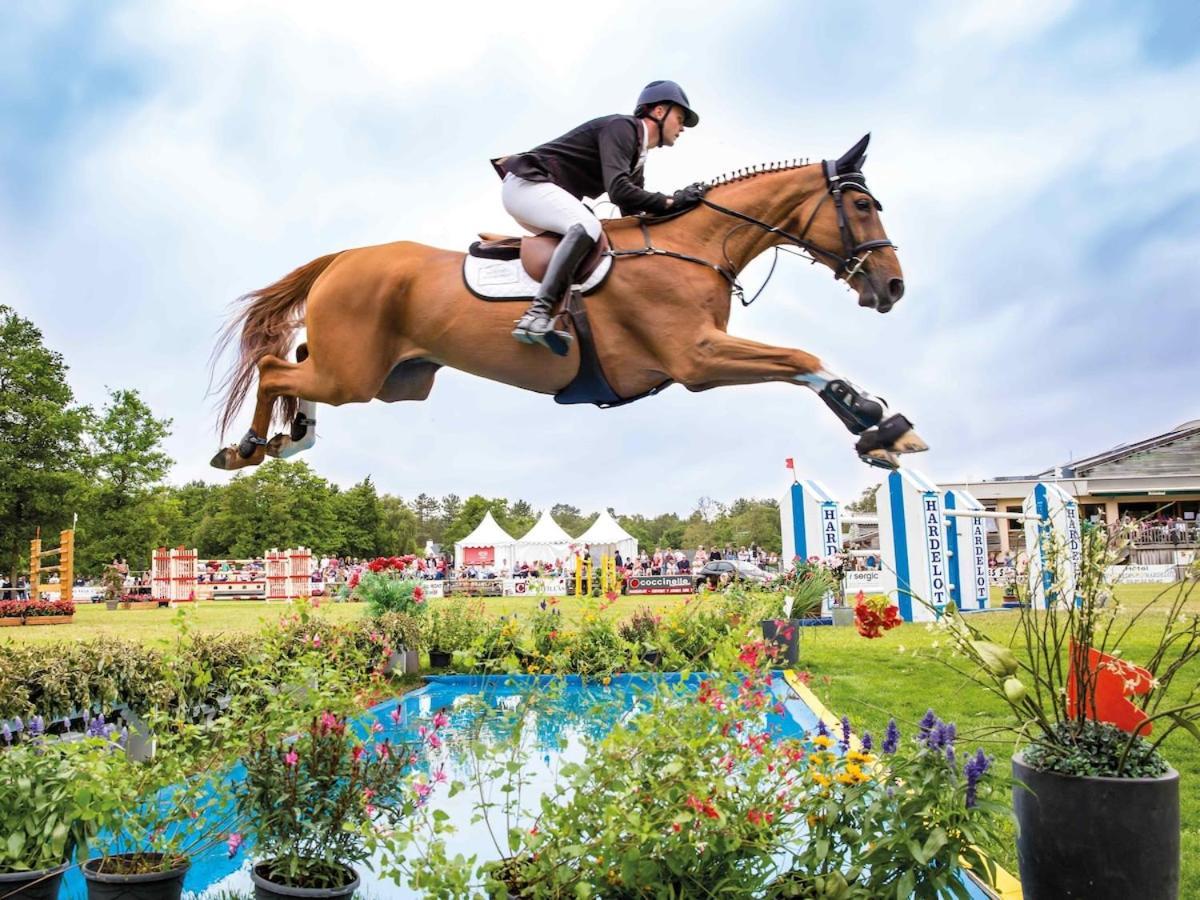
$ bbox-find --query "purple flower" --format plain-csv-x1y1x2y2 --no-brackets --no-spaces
839,716,852,751
882,719,900,755
1,724,10,745
918,709,937,739
860,732,874,752
11,716,23,733
29,716,44,737
965,749,992,809
816,719,830,738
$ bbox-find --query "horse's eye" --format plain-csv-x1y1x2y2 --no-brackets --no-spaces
854,198,871,212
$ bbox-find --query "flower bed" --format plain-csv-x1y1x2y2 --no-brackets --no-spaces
0,598,75,626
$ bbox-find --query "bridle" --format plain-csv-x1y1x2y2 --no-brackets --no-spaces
704,160,895,283
606,160,896,307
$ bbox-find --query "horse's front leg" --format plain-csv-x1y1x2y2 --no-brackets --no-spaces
670,331,928,469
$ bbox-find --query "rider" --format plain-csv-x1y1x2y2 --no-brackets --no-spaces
493,80,706,353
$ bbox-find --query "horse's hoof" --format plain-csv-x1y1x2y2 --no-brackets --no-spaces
860,448,900,470
210,447,236,470
264,434,288,458
892,428,929,454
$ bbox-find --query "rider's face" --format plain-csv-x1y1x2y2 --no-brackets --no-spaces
660,105,686,146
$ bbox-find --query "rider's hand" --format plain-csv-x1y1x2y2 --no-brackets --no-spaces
670,182,708,210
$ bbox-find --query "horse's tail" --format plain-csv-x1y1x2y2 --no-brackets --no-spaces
212,252,341,439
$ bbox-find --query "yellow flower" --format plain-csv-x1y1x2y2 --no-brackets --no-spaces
841,762,870,784
811,735,834,750
810,771,831,788
846,750,876,765
602,676,612,686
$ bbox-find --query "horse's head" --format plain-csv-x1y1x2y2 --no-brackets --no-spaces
804,134,904,313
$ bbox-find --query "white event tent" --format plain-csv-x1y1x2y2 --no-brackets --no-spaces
576,510,638,562
514,510,575,565
453,511,517,571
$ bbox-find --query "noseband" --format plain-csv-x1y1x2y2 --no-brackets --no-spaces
701,160,896,282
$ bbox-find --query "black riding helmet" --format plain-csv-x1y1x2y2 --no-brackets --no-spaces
634,80,699,147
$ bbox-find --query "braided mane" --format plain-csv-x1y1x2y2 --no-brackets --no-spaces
706,158,812,188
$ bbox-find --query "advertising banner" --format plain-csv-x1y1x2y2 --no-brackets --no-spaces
626,574,694,595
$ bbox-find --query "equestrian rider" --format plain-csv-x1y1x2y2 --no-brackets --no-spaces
493,80,706,353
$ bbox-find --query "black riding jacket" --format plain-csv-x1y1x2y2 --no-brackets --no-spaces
492,114,672,216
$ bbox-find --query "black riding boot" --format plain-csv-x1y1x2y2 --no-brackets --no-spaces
512,224,596,356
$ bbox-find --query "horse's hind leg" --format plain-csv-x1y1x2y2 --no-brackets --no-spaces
210,353,305,470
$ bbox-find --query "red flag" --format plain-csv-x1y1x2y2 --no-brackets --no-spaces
785,458,795,470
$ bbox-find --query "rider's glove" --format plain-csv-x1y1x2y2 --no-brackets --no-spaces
670,182,708,211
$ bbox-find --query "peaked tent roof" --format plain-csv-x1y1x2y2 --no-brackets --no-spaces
576,510,636,545
456,511,516,548
519,510,575,543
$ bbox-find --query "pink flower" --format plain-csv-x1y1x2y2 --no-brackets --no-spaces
433,766,448,785
352,746,365,762
390,707,402,725
375,742,390,761
365,803,376,817
432,711,450,729
427,733,443,750
284,750,299,767
372,722,383,733
226,833,243,858
320,711,338,731
412,779,431,799
311,634,322,648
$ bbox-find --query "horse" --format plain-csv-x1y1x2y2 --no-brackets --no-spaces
210,134,927,472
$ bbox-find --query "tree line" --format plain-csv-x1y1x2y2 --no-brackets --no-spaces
0,306,781,578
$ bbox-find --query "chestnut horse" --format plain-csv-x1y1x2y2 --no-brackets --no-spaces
211,134,927,471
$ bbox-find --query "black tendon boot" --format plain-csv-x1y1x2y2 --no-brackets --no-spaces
512,224,596,355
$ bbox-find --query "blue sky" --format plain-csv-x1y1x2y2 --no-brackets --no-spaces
2,0,1198,517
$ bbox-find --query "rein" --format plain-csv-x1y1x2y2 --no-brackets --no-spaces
607,161,895,307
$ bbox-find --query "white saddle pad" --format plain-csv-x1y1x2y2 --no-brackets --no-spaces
462,252,612,299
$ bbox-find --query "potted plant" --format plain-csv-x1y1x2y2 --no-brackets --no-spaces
350,557,427,671
81,718,238,900
762,559,836,664
101,566,125,611
232,711,424,899
936,527,1197,899
618,606,663,668
0,726,113,899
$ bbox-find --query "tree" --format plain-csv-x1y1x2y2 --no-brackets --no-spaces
378,495,419,555
441,495,508,547
332,477,382,559
551,503,594,538
412,493,440,544
845,486,878,514
76,388,174,572
502,499,536,538
0,307,89,581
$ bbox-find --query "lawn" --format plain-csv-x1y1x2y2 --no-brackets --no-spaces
4,584,1197,893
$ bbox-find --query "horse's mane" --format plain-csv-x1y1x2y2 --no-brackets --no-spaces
705,158,813,188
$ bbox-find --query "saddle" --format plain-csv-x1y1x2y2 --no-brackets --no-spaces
469,231,610,283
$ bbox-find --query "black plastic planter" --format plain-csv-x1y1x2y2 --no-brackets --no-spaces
639,649,662,667
1013,753,1180,899
82,854,190,900
251,862,360,899
760,618,801,666
429,649,453,668
0,862,70,899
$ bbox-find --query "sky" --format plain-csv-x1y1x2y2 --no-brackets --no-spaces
2,0,1198,518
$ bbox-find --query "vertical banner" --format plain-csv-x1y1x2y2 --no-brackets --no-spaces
1024,482,1082,609
944,489,991,611
876,469,947,622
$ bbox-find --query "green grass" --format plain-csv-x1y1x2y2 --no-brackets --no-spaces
5,586,1197,893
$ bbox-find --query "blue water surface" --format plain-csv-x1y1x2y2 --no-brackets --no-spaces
61,672,990,899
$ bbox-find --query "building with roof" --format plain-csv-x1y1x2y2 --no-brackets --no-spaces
941,419,1200,564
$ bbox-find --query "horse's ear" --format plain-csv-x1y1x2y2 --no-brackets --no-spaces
836,133,871,174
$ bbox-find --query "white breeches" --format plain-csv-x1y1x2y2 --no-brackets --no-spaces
501,173,603,241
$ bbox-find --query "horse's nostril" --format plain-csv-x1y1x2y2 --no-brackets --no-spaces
888,278,905,302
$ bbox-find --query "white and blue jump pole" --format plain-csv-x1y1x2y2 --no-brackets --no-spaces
781,479,843,565
943,488,991,611
875,470,951,623
1024,482,1083,608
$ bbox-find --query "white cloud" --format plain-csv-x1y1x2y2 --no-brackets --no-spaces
2,0,1198,523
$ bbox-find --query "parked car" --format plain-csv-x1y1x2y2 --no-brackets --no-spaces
694,560,772,589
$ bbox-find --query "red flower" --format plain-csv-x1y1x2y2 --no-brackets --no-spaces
412,585,425,602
